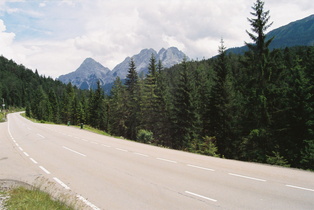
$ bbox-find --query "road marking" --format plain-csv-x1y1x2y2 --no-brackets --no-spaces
16,143,19,146
76,195,100,210
228,173,266,182
37,134,45,138
116,148,128,152
63,146,87,157
23,152,29,157
102,144,111,147
39,166,51,174
134,152,149,157
286,185,314,192
187,164,215,171
156,158,177,164
185,191,217,202
53,177,70,190
18,147,23,151
30,158,38,164
91,141,99,145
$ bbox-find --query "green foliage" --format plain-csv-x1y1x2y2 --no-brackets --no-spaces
301,140,314,170
266,151,290,167
190,136,219,157
5,187,74,210
137,129,154,144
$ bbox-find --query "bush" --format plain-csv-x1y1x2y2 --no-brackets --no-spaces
137,129,154,144
266,151,290,167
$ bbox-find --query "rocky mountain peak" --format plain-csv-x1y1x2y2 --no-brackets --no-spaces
58,47,188,92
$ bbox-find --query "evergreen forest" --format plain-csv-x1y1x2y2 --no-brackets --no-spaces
0,0,313,170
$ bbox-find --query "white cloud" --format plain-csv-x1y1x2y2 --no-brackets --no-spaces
0,19,16,57
0,0,313,78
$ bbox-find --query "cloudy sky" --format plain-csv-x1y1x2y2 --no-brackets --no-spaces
0,0,313,78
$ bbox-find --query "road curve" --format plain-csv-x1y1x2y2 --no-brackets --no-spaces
1,112,314,209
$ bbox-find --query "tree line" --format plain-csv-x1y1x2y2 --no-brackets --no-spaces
1,0,313,170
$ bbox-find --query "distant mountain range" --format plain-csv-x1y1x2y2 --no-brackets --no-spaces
227,14,314,54
58,47,187,92
59,14,314,92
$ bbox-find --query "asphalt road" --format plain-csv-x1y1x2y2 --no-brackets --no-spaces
1,112,314,209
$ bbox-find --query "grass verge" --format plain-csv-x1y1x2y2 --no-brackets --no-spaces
0,112,6,122
4,186,74,210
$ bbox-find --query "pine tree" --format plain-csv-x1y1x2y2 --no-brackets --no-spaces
110,77,128,136
125,58,140,140
154,60,173,146
172,57,198,149
89,80,106,129
141,54,158,133
241,0,275,161
209,39,232,157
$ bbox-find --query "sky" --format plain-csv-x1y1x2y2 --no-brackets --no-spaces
0,0,313,78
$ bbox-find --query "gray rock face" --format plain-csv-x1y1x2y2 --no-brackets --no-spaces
58,58,110,90
58,47,187,91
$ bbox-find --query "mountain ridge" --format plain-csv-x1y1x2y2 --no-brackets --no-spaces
226,14,314,54
58,47,187,91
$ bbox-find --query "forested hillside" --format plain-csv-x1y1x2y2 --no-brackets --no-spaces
1,0,313,170
227,14,314,55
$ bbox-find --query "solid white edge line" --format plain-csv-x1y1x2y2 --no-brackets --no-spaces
53,177,70,190
76,195,100,210
286,184,314,192
134,152,149,157
30,158,38,164
156,157,177,164
39,166,51,174
187,164,215,171
228,173,266,182
62,146,87,157
185,191,217,202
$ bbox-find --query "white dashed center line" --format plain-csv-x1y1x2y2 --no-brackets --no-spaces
116,148,128,152
286,184,314,192
63,146,87,157
134,152,149,157
228,173,266,182
37,134,45,139
156,158,177,164
185,191,217,202
187,164,215,171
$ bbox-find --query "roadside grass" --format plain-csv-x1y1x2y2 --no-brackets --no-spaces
4,186,74,210
1,178,86,210
21,113,115,138
0,112,5,122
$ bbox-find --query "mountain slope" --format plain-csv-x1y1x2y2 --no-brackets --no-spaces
267,14,314,49
227,14,314,54
58,58,110,90
58,47,187,92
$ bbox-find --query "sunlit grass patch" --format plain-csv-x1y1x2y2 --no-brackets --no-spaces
5,186,74,210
